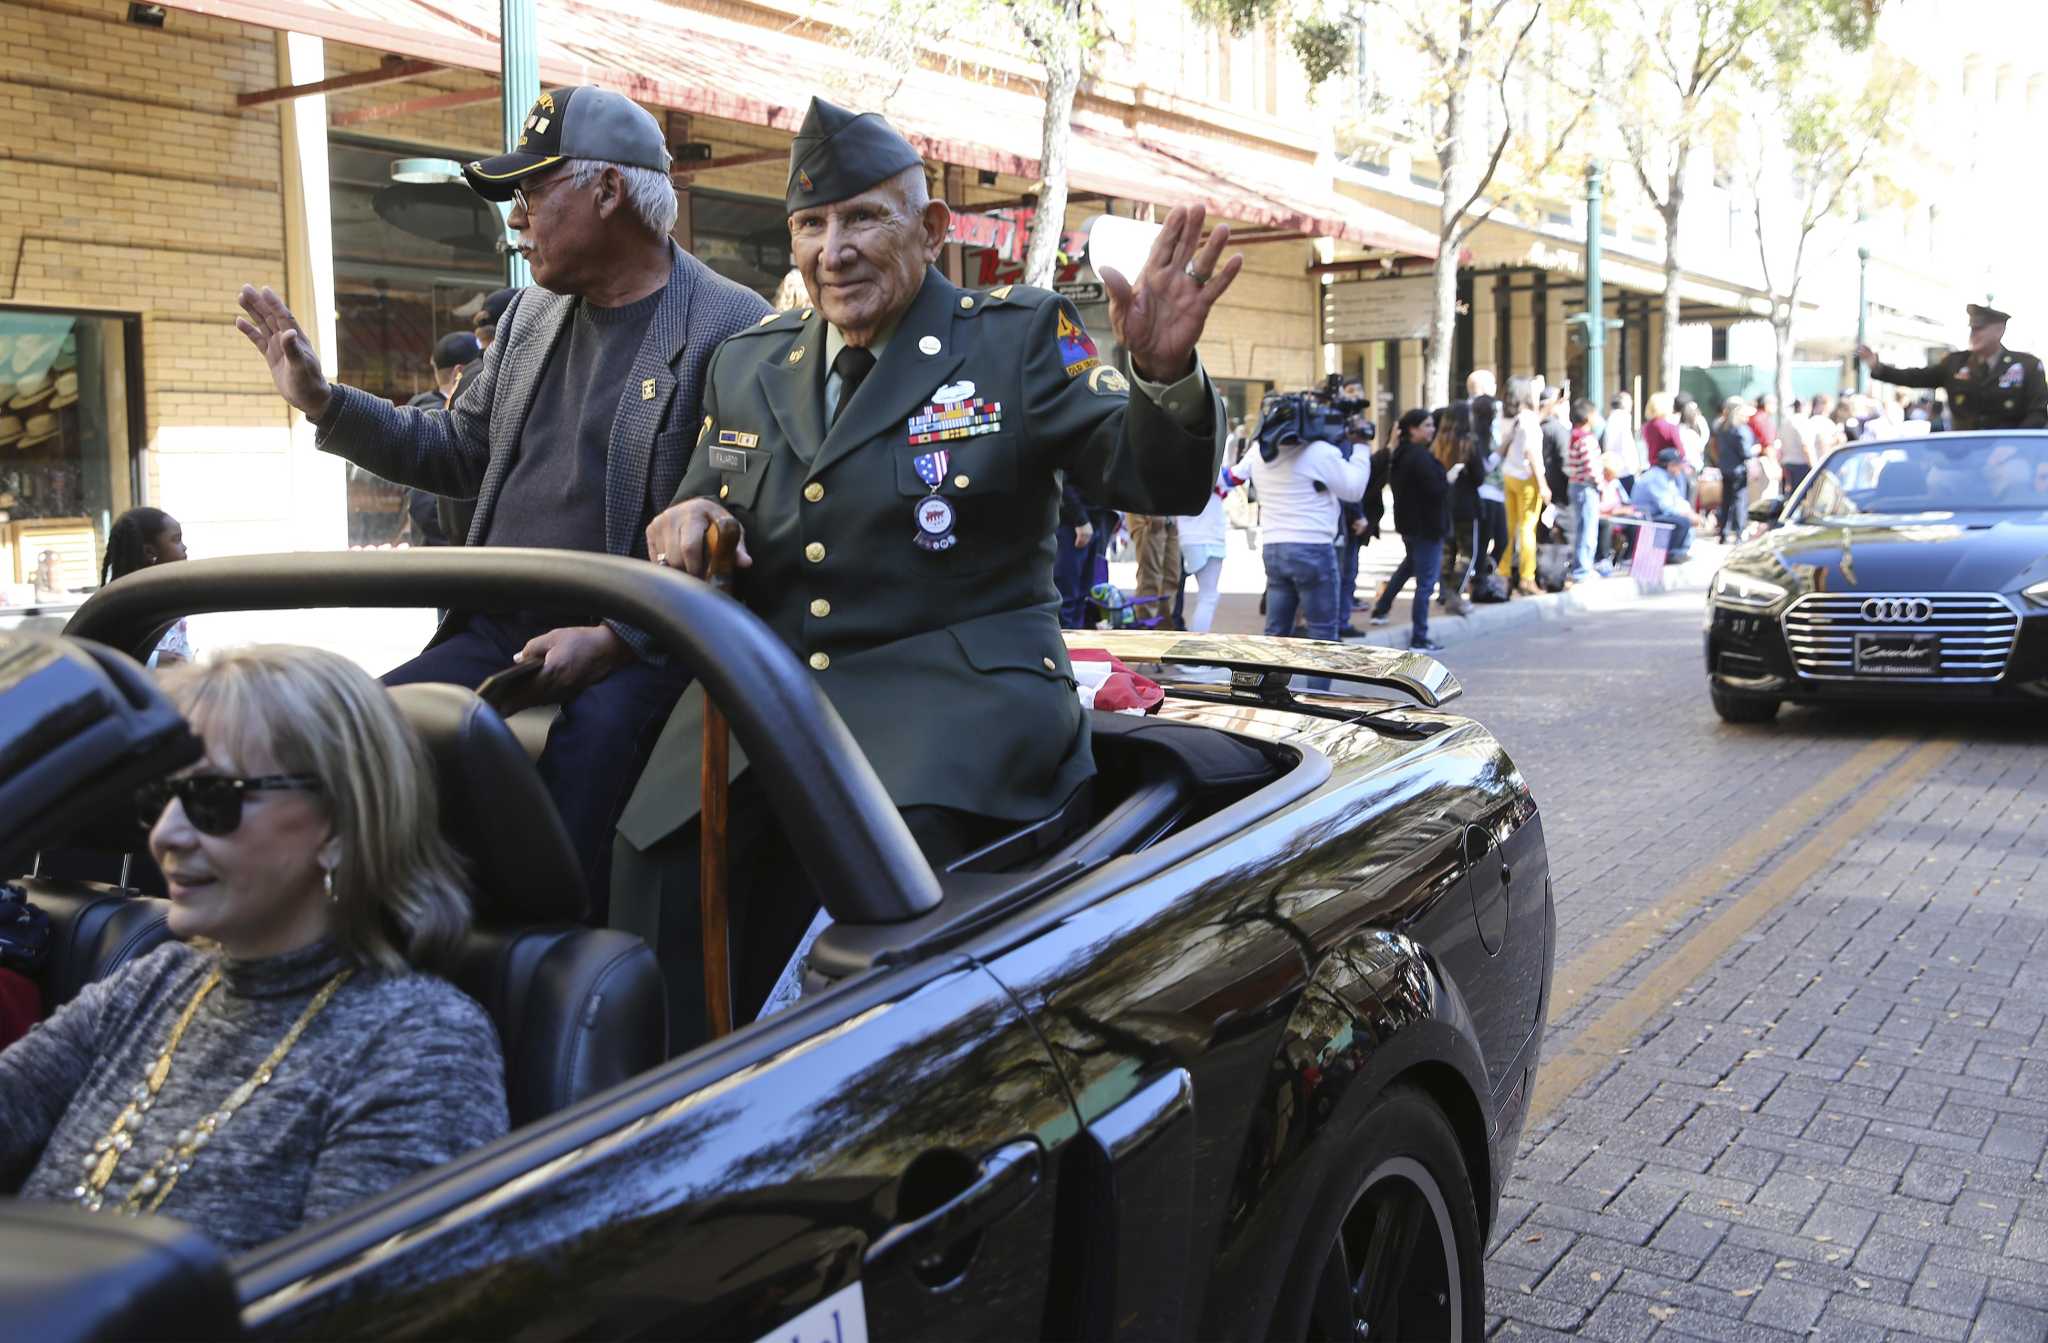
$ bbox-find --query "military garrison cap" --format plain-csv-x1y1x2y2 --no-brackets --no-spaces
1968,302,2012,328
785,97,924,213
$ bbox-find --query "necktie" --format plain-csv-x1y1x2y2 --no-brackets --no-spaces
831,345,877,422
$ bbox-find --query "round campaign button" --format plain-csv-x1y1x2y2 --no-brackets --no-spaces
916,495,956,535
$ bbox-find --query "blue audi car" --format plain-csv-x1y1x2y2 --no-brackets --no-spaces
1705,432,2048,721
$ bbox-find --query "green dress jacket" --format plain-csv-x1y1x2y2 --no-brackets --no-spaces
1873,347,2048,432
615,267,1223,853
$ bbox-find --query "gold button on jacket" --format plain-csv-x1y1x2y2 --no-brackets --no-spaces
804,541,826,563
810,598,831,618
803,481,825,503
808,651,830,671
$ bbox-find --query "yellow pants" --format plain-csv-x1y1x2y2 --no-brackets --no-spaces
1503,475,1542,582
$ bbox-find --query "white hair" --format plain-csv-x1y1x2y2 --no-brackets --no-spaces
565,158,678,237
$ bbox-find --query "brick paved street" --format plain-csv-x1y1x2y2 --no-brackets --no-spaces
1445,593,2048,1341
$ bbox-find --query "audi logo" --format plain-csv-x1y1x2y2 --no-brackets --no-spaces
1861,597,1935,623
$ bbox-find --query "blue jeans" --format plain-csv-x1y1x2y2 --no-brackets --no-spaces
1568,482,1600,580
1264,541,1339,689
1639,510,1694,557
1719,486,1748,542
1369,535,1442,644
1054,513,1112,628
1338,533,1364,619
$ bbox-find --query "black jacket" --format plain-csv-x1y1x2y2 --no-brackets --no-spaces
1540,415,1571,501
1390,439,1449,541
1713,425,1750,482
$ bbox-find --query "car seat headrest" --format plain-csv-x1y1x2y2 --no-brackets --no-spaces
386,682,587,925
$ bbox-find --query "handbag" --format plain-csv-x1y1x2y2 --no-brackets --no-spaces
1222,482,1257,530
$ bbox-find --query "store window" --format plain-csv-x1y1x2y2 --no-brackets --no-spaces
328,136,506,546
0,307,140,605
689,190,794,299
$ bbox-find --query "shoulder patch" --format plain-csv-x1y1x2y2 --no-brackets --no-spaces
1057,307,1100,377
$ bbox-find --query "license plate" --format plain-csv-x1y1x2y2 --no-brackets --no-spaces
1854,632,1939,676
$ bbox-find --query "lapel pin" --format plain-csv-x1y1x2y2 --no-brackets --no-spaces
641,378,656,401
918,335,942,356
789,346,806,364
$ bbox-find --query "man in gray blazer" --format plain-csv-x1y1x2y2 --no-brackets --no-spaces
236,87,771,894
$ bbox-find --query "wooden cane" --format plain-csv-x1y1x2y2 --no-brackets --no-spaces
699,516,742,1039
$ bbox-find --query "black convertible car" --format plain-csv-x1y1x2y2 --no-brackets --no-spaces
3,550,1553,1341
1706,432,2048,722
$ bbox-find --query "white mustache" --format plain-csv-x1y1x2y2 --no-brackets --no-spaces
499,232,536,256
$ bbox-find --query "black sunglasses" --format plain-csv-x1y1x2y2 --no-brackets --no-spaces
136,774,324,837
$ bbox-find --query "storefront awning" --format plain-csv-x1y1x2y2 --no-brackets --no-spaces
168,0,1436,256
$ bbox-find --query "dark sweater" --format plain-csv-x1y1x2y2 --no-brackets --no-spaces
1390,439,1450,541
0,939,506,1253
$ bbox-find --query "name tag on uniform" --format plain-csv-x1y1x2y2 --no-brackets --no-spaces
709,446,751,472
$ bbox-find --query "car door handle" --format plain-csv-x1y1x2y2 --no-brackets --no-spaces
864,1139,1042,1274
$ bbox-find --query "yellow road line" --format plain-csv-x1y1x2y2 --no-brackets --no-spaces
1529,736,1957,1124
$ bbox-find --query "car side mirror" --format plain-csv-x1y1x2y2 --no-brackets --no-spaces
1751,497,1785,527
0,1201,241,1341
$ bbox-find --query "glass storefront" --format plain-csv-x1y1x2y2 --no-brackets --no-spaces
689,190,794,299
0,307,139,605
328,136,505,546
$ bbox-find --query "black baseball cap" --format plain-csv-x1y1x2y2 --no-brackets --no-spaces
463,86,671,201
473,288,517,331
432,332,481,371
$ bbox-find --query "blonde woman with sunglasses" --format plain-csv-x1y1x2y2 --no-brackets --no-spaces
0,646,506,1251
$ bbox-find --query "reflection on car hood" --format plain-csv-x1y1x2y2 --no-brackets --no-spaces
1742,511,2048,594
1062,631,1462,708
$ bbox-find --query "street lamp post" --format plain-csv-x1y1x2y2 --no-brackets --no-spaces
1855,245,1871,395
500,0,539,287
1585,160,1605,409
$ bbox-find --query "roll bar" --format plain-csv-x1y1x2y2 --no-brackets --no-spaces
64,549,942,925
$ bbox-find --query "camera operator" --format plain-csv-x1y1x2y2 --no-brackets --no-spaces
1232,389,1370,652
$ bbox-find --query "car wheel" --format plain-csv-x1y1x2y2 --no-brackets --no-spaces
1710,685,1780,723
1297,1084,1484,1343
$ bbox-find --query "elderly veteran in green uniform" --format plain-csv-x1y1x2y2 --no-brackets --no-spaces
1858,303,2048,432
617,97,1239,1034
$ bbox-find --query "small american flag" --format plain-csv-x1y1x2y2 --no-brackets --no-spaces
1631,521,1675,592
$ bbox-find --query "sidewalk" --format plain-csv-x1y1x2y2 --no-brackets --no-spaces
1109,526,1731,651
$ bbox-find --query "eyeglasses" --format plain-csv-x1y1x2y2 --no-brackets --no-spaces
136,774,323,837
511,170,569,218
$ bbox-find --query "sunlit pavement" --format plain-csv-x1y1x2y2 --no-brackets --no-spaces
1440,592,2048,1341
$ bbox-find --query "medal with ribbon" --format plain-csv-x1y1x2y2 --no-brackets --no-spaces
912,448,957,551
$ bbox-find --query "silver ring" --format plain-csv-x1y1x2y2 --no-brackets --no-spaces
1183,260,1209,286
654,551,667,566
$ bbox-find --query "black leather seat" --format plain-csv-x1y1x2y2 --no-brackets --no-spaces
21,878,172,1013
390,683,666,1126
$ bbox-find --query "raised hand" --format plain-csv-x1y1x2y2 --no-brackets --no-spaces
235,285,333,418
1099,204,1244,383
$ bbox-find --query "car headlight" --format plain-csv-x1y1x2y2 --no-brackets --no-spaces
2025,579,2048,609
1711,570,1789,609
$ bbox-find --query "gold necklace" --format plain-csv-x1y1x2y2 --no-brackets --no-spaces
75,966,221,1210
74,966,354,1215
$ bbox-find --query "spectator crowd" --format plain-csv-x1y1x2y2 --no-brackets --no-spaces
1057,368,1933,652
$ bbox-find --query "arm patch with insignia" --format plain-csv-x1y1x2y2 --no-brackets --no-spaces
1057,307,1100,377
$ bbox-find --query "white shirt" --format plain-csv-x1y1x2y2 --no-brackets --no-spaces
1778,411,1810,465
1177,463,1232,548
1602,413,1641,474
1503,411,1542,480
1234,439,1370,546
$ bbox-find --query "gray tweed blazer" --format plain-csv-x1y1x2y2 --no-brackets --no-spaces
315,243,772,653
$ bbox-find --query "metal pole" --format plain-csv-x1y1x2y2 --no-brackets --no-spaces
500,0,539,288
1585,160,1605,409
1855,245,1870,395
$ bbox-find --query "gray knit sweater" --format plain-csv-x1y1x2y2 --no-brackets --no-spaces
0,939,507,1253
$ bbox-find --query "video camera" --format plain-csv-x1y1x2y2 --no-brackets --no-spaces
1255,374,1374,463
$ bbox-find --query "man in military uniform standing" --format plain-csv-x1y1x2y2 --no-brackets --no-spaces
618,97,1237,1036
1858,303,2048,431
